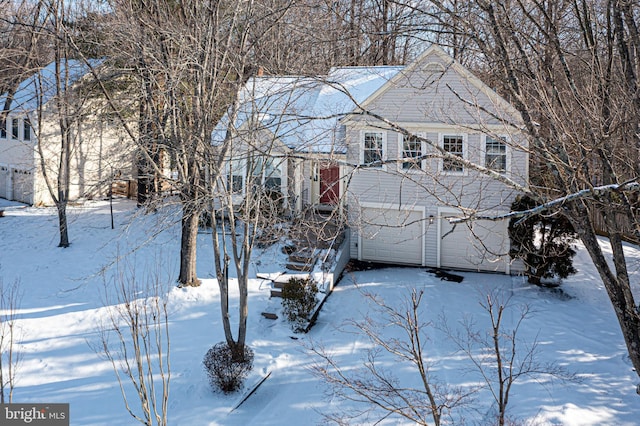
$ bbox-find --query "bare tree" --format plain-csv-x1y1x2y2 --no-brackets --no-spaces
207,91,290,358
441,290,573,425
0,0,49,119
99,264,171,426
98,0,290,287
310,286,473,425
418,0,640,387
34,0,78,247
0,275,21,404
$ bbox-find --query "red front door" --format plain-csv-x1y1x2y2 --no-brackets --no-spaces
319,165,340,204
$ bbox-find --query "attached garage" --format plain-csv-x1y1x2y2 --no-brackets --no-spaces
359,206,424,265
11,168,33,204
439,212,509,272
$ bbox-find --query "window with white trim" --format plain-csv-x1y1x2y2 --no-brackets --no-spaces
227,158,244,193
228,155,284,194
253,156,282,190
442,135,464,173
23,118,31,141
11,118,19,140
363,131,384,167
0,118,5,139
485,136,507,172
402,135,423,170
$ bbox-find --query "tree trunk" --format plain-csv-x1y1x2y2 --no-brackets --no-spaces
178,206,200,286
56,201,69,248
573,209,640,378
236,273,248,349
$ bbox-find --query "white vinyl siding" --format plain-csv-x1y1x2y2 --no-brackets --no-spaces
343,48,529,274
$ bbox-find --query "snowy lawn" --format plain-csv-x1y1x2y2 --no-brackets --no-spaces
0,198,639,425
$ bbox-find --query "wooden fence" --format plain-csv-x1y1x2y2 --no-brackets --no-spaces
589,209,639,242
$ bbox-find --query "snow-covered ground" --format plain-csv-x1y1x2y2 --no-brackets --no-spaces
1,198,639,425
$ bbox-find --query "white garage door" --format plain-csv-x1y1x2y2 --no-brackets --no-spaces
12,168,33,204
0,166,8,199
360,207,423,265
440,216,507,272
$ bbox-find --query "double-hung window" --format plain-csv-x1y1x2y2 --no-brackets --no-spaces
255,156,282,191
227,158,244,193
363,131,384,167
485,136,507,173
11,118,19,140
442,135,464,173
23,118,31,141
0,118,6,139
402,135,423,170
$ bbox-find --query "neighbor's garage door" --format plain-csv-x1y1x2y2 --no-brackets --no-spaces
360,207,423,265
11,168,33,204
0,166,8,199
440,216,507,272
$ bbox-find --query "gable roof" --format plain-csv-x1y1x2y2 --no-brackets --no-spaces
0,59,99,114
212,66,403,154
214,45,522,154
353,44,522,124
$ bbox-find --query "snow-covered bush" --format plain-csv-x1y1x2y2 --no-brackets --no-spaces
281,277,318,332
203,342,254,393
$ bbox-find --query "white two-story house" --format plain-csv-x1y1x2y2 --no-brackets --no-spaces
344,46,527,273
215,45,528,273
0,60,133,205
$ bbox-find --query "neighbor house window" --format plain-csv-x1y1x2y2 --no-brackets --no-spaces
253,156,282,191
11,118,19,139
227,159,244,193
242,156,282,191
363,131,384,167
485,136,507,172
442,135,464,173
0,118,5,139
228,174,244,193
23,118,31,141
402,135,423,170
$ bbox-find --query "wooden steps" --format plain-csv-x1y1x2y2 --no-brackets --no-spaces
285,248,318,273
258,271,314,298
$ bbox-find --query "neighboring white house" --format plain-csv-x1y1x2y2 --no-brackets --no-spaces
215,45,528,274
0,60,134,206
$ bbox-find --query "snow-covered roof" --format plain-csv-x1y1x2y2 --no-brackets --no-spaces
0,59,99,114
212,66,404,154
